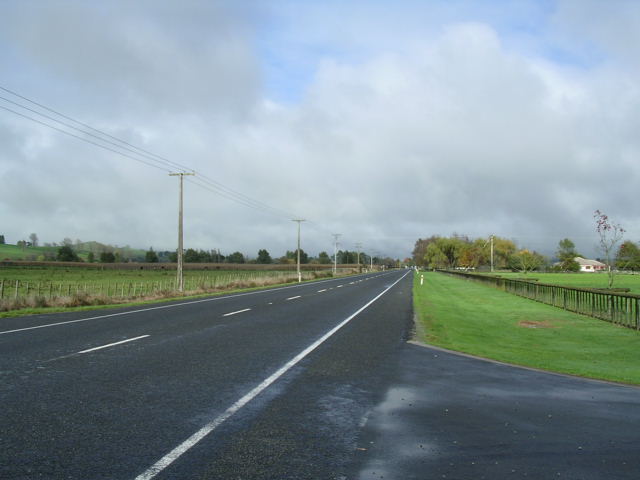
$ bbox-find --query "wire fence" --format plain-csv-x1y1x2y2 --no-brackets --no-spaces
0,269,356,309
438,270,640,330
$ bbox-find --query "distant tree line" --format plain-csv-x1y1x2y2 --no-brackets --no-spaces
412,234,547,273
1,232,399,267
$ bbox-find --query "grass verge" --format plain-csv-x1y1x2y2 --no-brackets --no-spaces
0,272,344,319
414,271,640,385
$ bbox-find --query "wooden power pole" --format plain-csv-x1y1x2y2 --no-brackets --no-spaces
169,172,195,292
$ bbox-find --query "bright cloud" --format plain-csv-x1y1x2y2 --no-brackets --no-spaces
1,0,639,259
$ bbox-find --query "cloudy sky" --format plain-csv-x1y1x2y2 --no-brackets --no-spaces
1,0,639,260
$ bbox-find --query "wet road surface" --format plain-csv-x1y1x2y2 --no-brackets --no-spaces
356,342,640,480
3,268,640,479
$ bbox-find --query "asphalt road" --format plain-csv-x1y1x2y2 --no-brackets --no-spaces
1,270,414,479
2,269,640,480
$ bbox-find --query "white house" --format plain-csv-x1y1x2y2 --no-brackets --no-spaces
574,256,607,272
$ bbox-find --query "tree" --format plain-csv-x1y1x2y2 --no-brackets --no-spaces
0,235,4,244
340,250,360,264
257,249,272,264
57,245,79,262
226,251,245,264
317,251,331,264
556,238,580,272
616,241,640,271
594,210,625,288
424,242,449,269
100,251,116,263
145,248,159,263
87,251,95,263
29,233,38,247
283,249,309,264
413,236,441,267
510,249,546,273
184,248,200,263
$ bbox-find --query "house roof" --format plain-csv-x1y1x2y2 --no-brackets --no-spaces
574,256,606,267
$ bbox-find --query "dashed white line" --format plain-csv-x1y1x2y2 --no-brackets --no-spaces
77,335,149,354
133,269,411,480
223,308,251,317
337,285,344,288
317,289,327,293
286,296,302,301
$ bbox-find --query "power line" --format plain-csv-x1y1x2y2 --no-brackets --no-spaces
0,104,171,173
0,86,303,220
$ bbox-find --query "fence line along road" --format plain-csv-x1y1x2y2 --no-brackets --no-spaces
437,270,640,331
0,269,358,303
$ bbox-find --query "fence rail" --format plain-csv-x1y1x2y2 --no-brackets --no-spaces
438,270,640,330
0,269,356,304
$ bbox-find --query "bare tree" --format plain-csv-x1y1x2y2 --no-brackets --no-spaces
29,233,38,247
594,210,625,288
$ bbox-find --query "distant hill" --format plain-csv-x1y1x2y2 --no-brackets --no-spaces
0,242,147,262
0,243,59,261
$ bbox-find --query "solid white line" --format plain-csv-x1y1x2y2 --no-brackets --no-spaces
286,296,302,301
0,271,400,337
222,308,251,317
77,335,149,354
133,270,411,480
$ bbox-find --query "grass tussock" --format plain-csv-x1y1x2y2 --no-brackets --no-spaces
0,269,341,315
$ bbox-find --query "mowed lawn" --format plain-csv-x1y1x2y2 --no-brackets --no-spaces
486,271,640,294
414,272,640,384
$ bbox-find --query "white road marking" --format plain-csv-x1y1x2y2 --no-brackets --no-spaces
337,285,344,288
77,335,149,354
223,308,251,317
317,289,327,293
133,270,411,480
0,271,395,337
286,296,302,301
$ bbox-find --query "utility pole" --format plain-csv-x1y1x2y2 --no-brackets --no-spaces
293,219,305,283
332,233,341,275
355,242,362,272
490,234,495,273
169,172,195,292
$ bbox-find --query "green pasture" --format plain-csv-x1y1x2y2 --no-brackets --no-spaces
414,271,640,385
0,244,59,261
0,265,291,288
484,271,640,294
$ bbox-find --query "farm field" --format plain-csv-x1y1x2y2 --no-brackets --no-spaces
0,265,336,315
0,243,147,262
486,271,640,293
414,271,640,384
0,244,59,261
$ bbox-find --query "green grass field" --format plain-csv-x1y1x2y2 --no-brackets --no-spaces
0,242,147,262
485,271,640,293
0,244,59,261
414,271,640,384
0,265,336,316
0,266,301,296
